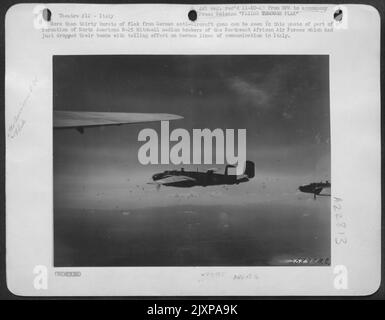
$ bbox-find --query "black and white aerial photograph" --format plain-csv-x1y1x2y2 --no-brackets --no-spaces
53,55,330,267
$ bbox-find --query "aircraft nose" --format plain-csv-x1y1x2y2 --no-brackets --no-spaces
298,186,305,192
152,174,160,181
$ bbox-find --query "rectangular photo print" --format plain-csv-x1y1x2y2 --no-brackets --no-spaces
53,55,330,267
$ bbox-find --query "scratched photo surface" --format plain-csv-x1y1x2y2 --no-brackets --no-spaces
53,55,330,266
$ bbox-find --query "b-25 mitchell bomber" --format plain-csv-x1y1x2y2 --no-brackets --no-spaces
151,161,255,188
299,181,331,199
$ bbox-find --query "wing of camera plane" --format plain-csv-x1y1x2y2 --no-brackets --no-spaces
53,111,183,133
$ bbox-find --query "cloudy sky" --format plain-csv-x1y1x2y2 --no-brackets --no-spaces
53,55,330,209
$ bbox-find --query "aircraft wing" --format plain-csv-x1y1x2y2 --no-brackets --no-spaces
53,111,183,130
155,175,196,185
314,187,324,195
